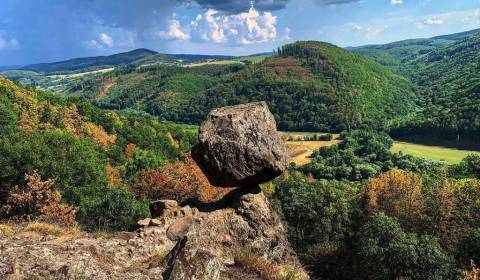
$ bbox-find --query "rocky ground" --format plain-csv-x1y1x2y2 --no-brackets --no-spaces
1,188,308,280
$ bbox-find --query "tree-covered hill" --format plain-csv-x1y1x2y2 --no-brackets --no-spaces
0,76,196,231
60,41,416,132
350,28,480,75
63,64,243,124
197,41,416,131
389,34,480,142
20,48,235,74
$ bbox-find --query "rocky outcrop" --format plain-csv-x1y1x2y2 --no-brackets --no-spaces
0,102,307,280
192,101,289,187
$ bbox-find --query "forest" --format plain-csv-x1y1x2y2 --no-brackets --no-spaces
270,130,480,279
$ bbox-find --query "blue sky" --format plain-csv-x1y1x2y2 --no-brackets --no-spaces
1,0,480,65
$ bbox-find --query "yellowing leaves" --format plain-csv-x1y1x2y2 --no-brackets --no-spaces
82,122,117,148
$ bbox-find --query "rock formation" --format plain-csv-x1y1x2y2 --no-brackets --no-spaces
0,102,307,280
192,101,289,187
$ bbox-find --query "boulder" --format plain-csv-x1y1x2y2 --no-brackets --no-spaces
166,217,194,241
192,101,288,187
150,200,179,218
137,218,151,227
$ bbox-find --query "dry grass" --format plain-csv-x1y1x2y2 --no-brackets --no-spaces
125,248,169,273
286,140,339,166
0,224,14,237
234,250,308,280
25,222,63,236
280,132,340,166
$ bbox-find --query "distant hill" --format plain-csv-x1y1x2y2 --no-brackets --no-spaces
20,48,236,74
193,41,416,131
0,65,21,71
349,28,480,75
389,33,480,141
21,49,158,74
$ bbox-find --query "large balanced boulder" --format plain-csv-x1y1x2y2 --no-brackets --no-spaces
192,101,289,187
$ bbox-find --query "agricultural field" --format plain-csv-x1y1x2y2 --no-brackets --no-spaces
281,132,340,166
391,141,479,164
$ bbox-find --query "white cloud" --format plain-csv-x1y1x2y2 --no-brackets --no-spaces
390,0,403,5
191,4,281,45
99,33,114,47
85,39,103,50
424,18,444,25
157,19,191,40
0,34,19,50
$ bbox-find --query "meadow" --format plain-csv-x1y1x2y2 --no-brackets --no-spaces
391,141,479,164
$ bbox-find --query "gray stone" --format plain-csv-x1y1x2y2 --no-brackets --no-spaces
192,101,288,187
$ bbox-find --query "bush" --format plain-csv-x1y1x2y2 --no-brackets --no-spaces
271,172,359,254
77,187,149,232
458,228,480,267
132,154,233,205
1,171,77,227
318,133,333,141
358,212,454,280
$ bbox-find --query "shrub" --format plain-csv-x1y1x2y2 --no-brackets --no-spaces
458,228,480,267
271,172,359,253
358,213,454,280
76,187,149,232
132,154,233,205
318,133,333,141
1,171,77,227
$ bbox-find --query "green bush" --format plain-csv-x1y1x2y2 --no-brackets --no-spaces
358,213,454,280
77,187,149,232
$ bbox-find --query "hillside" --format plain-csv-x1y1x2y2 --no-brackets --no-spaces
20,48,236,74
389,34,480,142
21,49,158,74
61,41,416,132
63,64,243,123
350,28,480,74
0,76,196,231
197,41,416,131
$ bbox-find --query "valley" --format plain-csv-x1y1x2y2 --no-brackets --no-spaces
3,23,480,280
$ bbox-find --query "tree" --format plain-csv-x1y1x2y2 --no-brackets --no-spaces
358,212,454,280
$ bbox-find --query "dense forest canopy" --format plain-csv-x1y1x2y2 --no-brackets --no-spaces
0,77,196,231
61,41,416,132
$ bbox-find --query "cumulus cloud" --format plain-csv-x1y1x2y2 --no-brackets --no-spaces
190,4,281,45
0,34,19,50
99,33,114,47
424,18,444,25
390,0,403,5
179,0,290,13
157,19,191,40
85,33,116,49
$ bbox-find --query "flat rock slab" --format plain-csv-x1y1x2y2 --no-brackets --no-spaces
192,101,288,187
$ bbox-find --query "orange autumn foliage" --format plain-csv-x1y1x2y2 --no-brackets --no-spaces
1,171,77,227
132,154,235,204
124,143,138,159
106,164,122,187
82,122,117,148
365,169,425,229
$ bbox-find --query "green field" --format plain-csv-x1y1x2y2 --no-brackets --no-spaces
391,141,479,164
